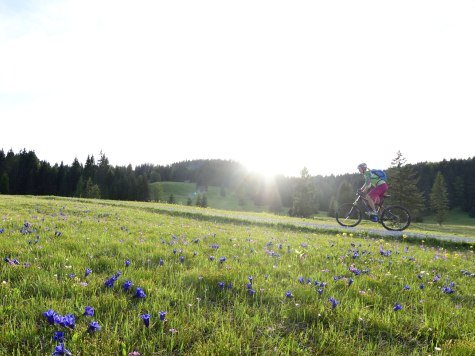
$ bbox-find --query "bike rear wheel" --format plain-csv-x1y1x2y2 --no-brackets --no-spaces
336,203,362,227
380,205,411,231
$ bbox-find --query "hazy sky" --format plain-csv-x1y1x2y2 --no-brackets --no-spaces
1,0,474,177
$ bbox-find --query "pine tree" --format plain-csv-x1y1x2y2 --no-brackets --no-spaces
430,171,449,225
387,151,425,221
168,194,176,204
292,167,318,217
336,181,354,204
0,173,9,194
327,195,338,217
200,194,208,208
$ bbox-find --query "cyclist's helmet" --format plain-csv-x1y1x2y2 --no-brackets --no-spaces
357,163,367,171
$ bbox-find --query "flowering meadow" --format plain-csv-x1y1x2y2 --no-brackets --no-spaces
1,195,474,355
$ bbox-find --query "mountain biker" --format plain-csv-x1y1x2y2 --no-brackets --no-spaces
357,163,388,218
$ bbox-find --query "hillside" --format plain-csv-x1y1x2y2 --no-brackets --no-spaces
151,181,274,212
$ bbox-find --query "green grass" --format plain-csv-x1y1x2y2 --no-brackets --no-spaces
153,181,264,212
1,195,474,355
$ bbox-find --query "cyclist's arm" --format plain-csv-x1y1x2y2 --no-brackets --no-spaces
361,172,372,192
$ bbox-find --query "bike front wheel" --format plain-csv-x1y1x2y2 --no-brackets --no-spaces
336,203,362,227
380,205,411,231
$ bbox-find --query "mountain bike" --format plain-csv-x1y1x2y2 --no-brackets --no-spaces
336,190,411,231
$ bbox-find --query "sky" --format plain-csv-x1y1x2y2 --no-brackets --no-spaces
1,0,474,178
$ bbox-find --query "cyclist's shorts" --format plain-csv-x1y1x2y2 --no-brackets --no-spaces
368,183,388,204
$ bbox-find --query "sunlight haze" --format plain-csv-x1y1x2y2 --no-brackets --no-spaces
1,0,474,177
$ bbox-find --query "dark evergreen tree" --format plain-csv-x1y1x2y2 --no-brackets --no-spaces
292,167,318,217
0,173,9,194
387,151,425,220
168,194,176,204
430,171,450,225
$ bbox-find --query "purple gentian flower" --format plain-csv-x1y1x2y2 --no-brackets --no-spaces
403,285,410,290
52,343,72,355
85,268,92,277
125,259,131,267
135,287,146,298
219,257,226,263
52,331,65,342
59,314,76,329
84,306,94,317
179,256,185,263
298,277,304,284
159,259,164,266
328,297,339,309
87,321,101,333
248,289,256,296
209,256,215,261
442,286,455,294
218,282,226,289
285,291,293,298
123,280,133,291
159,311,167,321
393,303,403,311
141,314,150,327
43,309,58,324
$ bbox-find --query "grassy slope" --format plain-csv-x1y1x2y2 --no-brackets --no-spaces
152,181,266,212
1,195,474,355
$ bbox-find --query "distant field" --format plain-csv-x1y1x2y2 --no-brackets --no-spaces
152,181,267,212
0,195,474,355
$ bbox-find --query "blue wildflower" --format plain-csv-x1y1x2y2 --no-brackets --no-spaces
328,297,339,309
285,291,293,298
52,343,72,356
159,311,167,321
59,314,76,329
43,309,58,324
84,306,94,317
419,284,425,289
179,256,185,263
246,283,253,290
248,289,256,296
317,288,324,295
442,286,455,294
433,274,441,283
135,287,146,299
209,256,215,261
87,321,101,333
141,314,150,327
219,257,226,263
348,278,354,286
68,273,75,279
125,259,131,267
403,285,410,290
298,277,305,284
218,281,226,289
0,228,4,233
52,331,65,342
212,244,219,249
393,303,403,311
248,276,253,284
123,280,133,291
85,268,92,277
159,259,164,266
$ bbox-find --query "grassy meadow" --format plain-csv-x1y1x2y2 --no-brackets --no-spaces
1,195,474,355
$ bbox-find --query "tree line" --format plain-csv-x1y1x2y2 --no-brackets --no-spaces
1,149,474,222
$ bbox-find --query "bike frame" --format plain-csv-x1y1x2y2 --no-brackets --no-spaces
352,192,386,216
